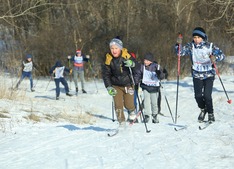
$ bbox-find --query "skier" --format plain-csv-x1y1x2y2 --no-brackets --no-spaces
136,52,165,123
15,54,36,92
102,37,139,125
49,61,73,100
175,27,225,123
67,49,89,94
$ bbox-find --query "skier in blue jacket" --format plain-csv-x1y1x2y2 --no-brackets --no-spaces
175,27,225,123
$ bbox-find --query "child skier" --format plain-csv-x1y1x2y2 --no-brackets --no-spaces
15,54,35,92
49,61,73,100
137,52,165,123
102,37,139,125
67,49,89,94
175,27,225,123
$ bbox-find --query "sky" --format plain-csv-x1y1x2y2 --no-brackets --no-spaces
0,59,233,169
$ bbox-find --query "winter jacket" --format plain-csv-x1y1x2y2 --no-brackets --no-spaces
22,60,33,72
102,48,140,88
175,41,225,79
137,62,165,93
49,61,70,79
70,55,89,71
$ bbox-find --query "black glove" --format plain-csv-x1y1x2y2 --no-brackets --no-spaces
156,64,161,77
156,70,161,77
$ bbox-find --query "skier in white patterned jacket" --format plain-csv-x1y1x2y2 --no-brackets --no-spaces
175,27,225,123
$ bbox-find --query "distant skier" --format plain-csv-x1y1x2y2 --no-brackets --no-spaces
67,49,89,94
15,54,36,92
49,61,73,100
175,27,225,123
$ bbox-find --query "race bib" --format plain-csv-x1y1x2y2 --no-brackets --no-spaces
192,43,213,72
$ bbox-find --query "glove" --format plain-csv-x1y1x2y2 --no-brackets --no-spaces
86,55,90,59
176,37,182,44
67,55,71,59
69,69,73,75
107,86,117,96
124,60,135,67
156,64,161,76
156,70,161,77
209,55,216,62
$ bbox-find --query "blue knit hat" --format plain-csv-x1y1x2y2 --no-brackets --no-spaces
26,54,32,59
192,27,207,40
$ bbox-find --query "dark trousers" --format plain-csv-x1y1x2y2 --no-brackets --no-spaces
16,71,33,89
54,78,69,97
193,76,214,114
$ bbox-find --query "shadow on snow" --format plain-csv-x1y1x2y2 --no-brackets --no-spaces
57,124,113,132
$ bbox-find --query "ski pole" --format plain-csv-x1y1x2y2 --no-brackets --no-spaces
68,59,72,90
175,33,183,124
211,57,232,104
112,97,115,122
45,76,53,91
128,67,151,133
160,81,175,123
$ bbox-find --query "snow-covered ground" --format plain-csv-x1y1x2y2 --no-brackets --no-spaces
0,71,233,169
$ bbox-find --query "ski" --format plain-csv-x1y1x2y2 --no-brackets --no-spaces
174,126,187,131
199,121,212,130
167,123,187,131
107,129,119,137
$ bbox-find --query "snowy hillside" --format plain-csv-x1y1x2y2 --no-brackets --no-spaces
0,73,233,169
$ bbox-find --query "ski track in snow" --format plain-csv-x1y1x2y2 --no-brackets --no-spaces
0,74,234,169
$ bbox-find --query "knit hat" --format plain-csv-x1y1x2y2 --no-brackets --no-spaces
55,61,62,67
109,38,123,50
26,54,32,59
144,52,154,62
76,49,81,54
192,27,207,40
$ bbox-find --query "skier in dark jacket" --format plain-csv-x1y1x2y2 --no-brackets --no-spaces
136,52,165,123
175,27,225,123
102,37,140,125
49,61,72,100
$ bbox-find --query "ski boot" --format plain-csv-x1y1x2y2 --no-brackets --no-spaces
66,93,72,96
82,89,87,93
31,88,35,92
56,97,59,100
198,108,206,123
128,111,137,123
208,113,215,123
144,115,150,123
152,114,159,123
